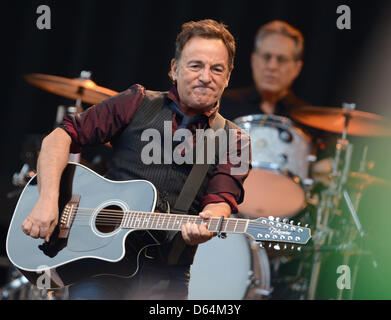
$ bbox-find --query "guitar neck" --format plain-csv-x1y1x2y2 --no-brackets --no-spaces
120,211,249,234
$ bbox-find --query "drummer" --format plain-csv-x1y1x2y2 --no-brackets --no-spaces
220,20,306,120
220,20,332,181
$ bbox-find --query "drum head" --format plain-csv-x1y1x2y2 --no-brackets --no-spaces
238,169,305,218
189,235,253,299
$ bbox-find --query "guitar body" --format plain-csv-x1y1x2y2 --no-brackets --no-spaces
6,163,160,288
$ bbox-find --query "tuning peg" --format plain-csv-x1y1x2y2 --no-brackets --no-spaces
276,217,281,222
283,244,287,250
290,220,294,225
282,218,289,223
274,244,281,251
290,245,295,250
259,242,264,248
305,224,309,228
268,216,274,221
297,222,301,226
297,246,302,252
268,243,272,248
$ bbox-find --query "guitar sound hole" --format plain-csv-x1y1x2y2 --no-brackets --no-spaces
95,205,124,234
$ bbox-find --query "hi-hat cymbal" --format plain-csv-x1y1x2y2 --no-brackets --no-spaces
24,73,118,105
290,106,391,137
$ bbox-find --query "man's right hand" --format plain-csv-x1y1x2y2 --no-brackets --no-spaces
22,197,59,242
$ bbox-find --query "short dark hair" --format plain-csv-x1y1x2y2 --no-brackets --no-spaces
254,20,304,61
173,19,236,72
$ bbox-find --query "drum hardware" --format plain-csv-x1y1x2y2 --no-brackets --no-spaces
347,171,391,190
306,103,358,299
53,103,82,127
294,102,386,300
0,273,29,300
343,190,365,238
54,105,66,127
12,164,35,188
51,71,95,124
246,240,272,299
290,104,391,137
24,71,117,167
0,268,68,300
9,134,43,192
7,164,36,199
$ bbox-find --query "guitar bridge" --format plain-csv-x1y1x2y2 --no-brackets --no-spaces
58,194,80,239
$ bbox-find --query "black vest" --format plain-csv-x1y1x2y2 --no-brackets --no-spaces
105,89,238,265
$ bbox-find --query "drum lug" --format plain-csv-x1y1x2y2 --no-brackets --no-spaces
277,154,288,165
254,288,272,297
247,271,260,286
247,271,272,298
279,129,293,143
303,178,314,187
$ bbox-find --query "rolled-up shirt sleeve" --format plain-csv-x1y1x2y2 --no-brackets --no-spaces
60,84,146,152
202,127,252,213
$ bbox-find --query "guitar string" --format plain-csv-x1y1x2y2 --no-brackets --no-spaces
62,207,251,231
65,206,256,219
69,218,250,233
72,215,249,230
55,210,306,242
68,211,286,231
58,208,305,237
65,207,264,229
63,208,298,234
64,206,283,227
66,207,252,224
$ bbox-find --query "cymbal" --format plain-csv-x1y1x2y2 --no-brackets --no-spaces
290,106,391,137
24,73,118,105
348,172,391,189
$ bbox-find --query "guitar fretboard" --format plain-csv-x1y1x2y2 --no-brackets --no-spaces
120,211,249,234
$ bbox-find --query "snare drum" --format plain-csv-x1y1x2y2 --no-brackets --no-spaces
234,114,313,218
188,234,271,300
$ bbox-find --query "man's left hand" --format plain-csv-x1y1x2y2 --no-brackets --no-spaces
181,210,215,246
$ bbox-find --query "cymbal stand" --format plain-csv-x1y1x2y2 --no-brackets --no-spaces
337,147,378,299
307,103,355,300
68,70,91,164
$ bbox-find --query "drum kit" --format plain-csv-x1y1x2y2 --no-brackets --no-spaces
227,102,391,299
2,72,391,300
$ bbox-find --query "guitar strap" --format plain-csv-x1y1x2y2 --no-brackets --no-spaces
167,112,226,265
172,112,226,214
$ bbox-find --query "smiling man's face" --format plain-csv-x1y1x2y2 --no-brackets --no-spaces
171,36,231,116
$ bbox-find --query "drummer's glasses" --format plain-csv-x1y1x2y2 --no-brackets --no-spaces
256,52,295,66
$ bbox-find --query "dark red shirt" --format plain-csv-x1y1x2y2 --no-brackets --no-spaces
61,84,251,213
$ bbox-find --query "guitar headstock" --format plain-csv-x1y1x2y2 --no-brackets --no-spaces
246,216,312,248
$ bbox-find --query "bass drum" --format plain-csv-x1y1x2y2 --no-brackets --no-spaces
234,114,313,218
188,234,271,300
